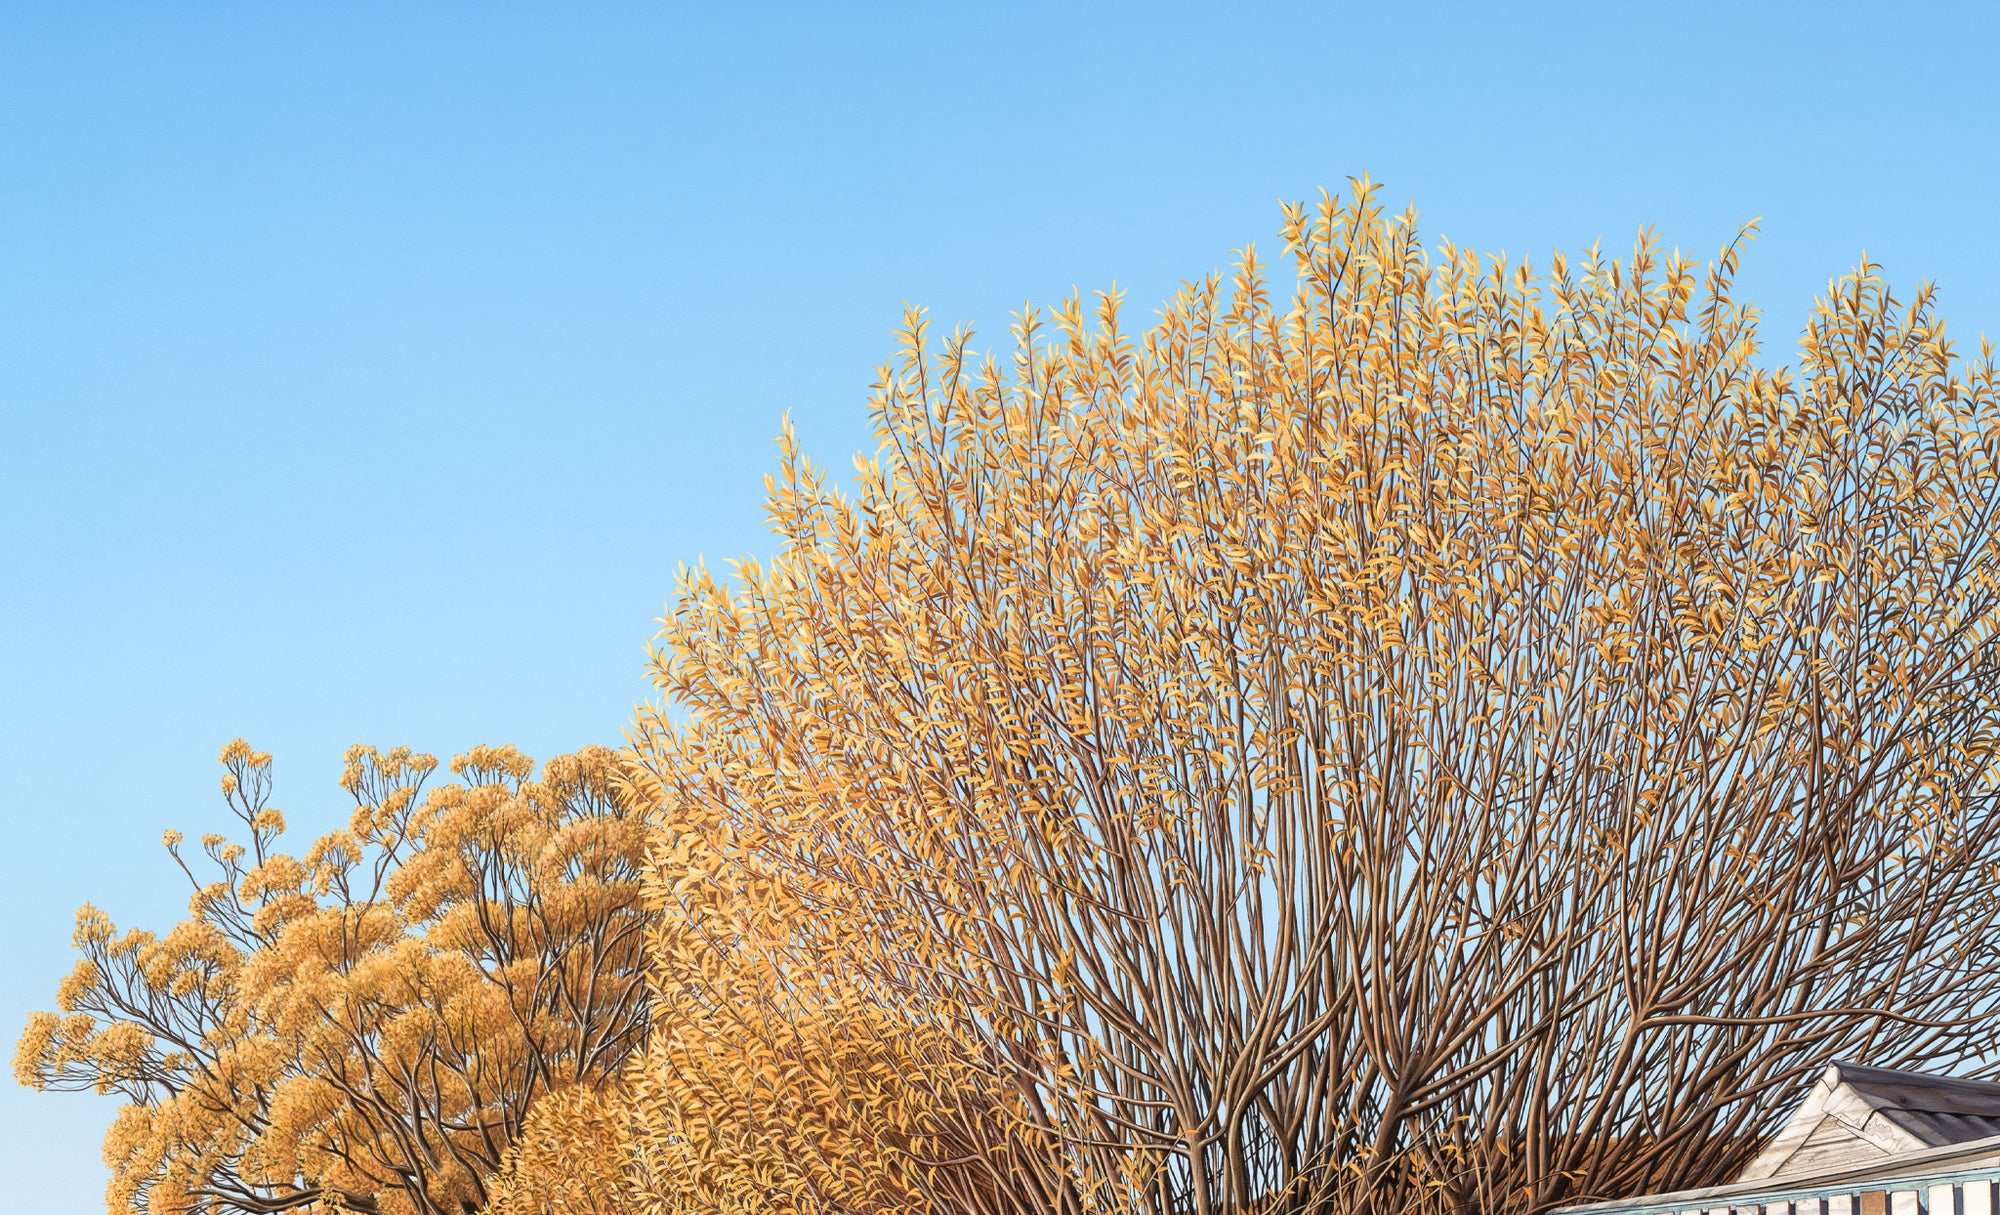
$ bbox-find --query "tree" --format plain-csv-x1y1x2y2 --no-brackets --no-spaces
15,741,652,1215
627,180,2000,1215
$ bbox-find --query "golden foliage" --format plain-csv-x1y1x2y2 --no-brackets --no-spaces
486,793,1065,1215
627,181,2000,1215
483,1085,640,1215
17,742,651,1215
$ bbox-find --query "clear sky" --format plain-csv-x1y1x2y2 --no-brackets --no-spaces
5,3,1999,1209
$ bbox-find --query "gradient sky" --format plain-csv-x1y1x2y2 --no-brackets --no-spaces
6,4,2000,1209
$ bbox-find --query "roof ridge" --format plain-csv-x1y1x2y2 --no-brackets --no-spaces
1829,1061,2000,1101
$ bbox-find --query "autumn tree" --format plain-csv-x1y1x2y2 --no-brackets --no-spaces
16,740,652,1215
626,180,2000,1215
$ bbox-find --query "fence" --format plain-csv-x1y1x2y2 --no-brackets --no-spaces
1565,1164,2000,1215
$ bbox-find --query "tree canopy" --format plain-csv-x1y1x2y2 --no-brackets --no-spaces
623,182,2000,1215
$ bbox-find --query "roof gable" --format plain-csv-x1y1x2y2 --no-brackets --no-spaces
1737,1063,2000,1181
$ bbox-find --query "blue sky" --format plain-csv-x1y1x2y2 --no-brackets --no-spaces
4,3,1999,1209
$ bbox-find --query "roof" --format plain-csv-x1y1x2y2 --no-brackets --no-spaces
1737,1062,2000,1181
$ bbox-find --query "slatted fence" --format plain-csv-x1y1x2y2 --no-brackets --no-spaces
1582,1169,2000,1215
